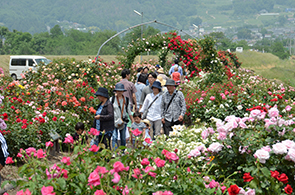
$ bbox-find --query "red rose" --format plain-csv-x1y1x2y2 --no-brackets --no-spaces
52,117,57,121
243,173,254,182
285,184,293,194
270,170,280,179
227,185,240,195
278,173,288,184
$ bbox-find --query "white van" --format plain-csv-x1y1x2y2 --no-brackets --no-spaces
9,55,52,80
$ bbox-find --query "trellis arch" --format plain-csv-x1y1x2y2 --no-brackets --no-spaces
120,32,201,74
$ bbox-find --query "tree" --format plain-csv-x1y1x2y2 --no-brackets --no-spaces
209,32,225,40
271,41,289,59
50,25,63,38
237,29,252,39
277,15,287,26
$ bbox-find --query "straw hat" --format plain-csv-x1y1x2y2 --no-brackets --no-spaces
157,68,164,74
141,119,151,127
157,76,166,86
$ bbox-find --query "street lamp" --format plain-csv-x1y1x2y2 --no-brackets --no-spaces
134,9,143,62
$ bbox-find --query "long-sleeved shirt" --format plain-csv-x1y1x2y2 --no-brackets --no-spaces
140,93,162,121
161,90,186,122
139,85,153,106
168,64,183,75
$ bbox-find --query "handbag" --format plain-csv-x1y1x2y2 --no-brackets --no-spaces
115,96,126,129
142,96,159,119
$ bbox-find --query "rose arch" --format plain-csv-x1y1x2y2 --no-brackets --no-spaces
119,32,202,77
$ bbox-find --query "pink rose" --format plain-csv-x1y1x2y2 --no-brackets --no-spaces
154,157,165,167
208,143,223,153
89,145,99,152
45,141,53,148
41,186,55,195
94,190,106,195
35,149,47,159
132,168,143,179
282,140,295,149
141,158,150,166
113,161,129,172
261,145,272,152
61,157,71,165
95,166,108,175
131,128,142,136
88,128,100,136
268,107,279,118
285,148,295,162
209,96,215,101
16,189,31,195
112,172,121,183
217,132,227,140
250,109,261,118
285,105,292,112
239,121,247,129
245,188,256,195
272,143,287,154
88,170,101,186
25,147,36,157
188,149,201,157
63,135,74,144
201,129,209,140
254,149,270,163
5,157,14,164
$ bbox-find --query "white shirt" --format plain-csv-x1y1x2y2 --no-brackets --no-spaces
140,93,162,121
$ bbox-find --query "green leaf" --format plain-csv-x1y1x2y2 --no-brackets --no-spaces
57,178,66,190
261,167,271,178
78,173,86,183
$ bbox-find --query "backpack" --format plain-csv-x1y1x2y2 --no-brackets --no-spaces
111,96,129,112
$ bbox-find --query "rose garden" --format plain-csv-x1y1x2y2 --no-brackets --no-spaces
1,32,295,194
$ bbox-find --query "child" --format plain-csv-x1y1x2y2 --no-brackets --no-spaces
171,66,181,85
73,122,89,146
141,119,152,146
130,112,147,147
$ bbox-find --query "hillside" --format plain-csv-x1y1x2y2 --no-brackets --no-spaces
0,0,293,34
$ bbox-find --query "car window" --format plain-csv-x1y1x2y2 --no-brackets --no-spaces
28,59,34,66
11,59,26,66
35,58,51,65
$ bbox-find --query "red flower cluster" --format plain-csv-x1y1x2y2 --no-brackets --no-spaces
227,184,240,195
246,105,268,113
243,172,253,182
271,170,292,194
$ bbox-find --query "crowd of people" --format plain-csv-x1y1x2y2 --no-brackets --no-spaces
83,60,187,150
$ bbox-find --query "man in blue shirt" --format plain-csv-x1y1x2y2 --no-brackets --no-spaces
169,59,183,76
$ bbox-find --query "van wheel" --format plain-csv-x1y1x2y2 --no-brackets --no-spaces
11,74,17,80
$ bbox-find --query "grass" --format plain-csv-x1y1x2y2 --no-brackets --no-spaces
1,51,295,86
236,51,295,86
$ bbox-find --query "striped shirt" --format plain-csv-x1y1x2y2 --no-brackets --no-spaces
161,90,186,122
0,133,9,158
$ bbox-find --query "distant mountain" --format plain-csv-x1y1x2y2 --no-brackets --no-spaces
0,0,292,34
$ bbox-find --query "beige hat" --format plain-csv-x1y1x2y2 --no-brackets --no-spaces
157,68,164,74
157,76,166,86
141,119,151,127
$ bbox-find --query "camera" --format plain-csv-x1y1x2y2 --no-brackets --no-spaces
123,116,129,123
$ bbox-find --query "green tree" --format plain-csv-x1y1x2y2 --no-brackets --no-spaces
237,29,252,39
271,41,289,59
277,15,287,26
190,17,202,26
50,25,63,38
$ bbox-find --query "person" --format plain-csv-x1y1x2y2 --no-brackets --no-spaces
130,112,147,147
157,68,169,81
169,59,183,76
118,69,137,111
73,122,89,145
154,64,160,75
141,119,152,146
0,132,8,184
161,79,186,136
157,76,167,93
140,81,162,139
111,83,134,150
142,66,149,74
139,72,157,110
92,87,114,149
136,67,143,82
171,66,181,85
135,74,146,110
